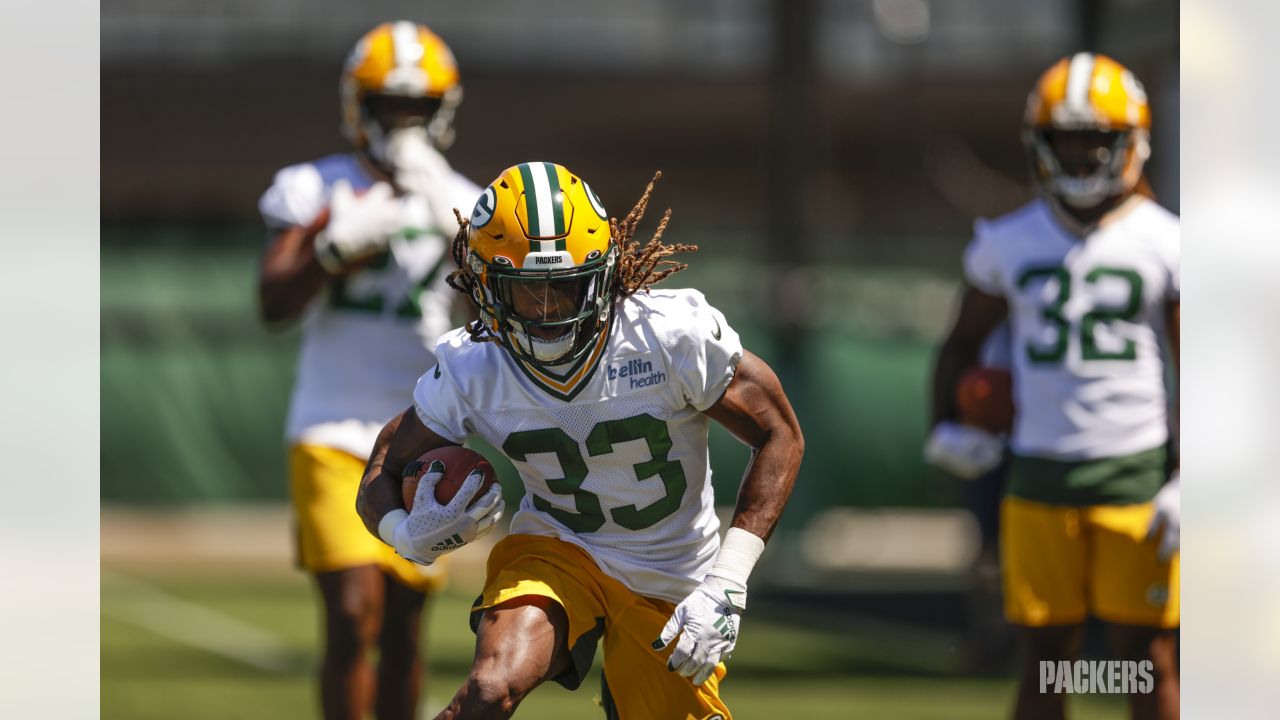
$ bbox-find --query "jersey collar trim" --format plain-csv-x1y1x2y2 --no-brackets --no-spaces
508,316,612,402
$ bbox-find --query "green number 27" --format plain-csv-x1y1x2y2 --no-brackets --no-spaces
1016,264,1144,364
501,414,688,534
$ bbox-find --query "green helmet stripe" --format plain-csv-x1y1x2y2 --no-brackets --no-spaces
543,162,567,236
517,163,543,244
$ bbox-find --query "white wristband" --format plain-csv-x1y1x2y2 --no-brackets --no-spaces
708,527,766,587
378,509,408,545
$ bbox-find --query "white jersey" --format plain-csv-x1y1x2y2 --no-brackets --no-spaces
259,152,480,458
413,289,743,603
965,197,1179,460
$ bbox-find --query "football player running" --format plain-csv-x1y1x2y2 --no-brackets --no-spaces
927,54,1179,720
356,162,805,719
257,22,479,720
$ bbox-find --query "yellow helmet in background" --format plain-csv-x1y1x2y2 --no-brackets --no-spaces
462,162,617,370
1023,53,1151,208
340,21,462,164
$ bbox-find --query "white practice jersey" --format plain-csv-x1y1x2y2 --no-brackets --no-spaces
413,289,743,603
260,152,480,458
965,196,1179,460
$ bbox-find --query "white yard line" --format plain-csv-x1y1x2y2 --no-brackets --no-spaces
102,570,297,674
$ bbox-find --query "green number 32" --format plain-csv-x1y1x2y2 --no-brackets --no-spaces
501,414,688,533
1016,264,1144,364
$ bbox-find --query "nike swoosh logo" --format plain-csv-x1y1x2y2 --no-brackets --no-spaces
711,316,722,341
433,365,442,379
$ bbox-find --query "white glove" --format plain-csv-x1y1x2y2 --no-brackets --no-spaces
380,465,504,566
314,179,403,273
654,573,745,686
386,128,464,235
1146,472,1180,561
924,421,1004,480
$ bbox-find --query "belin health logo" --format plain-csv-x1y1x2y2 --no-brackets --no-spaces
608,357,666,389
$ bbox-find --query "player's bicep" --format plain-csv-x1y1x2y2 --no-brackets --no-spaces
702,350,803,452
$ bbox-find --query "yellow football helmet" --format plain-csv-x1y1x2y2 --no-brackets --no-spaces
340,21,462,164
1024,52,1151,208
461,162,617,368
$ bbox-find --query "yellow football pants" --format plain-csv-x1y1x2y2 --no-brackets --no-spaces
1001,496,1179,628
474,534,732,720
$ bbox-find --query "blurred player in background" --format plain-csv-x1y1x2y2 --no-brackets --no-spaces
355,163,805,719
257,21,479,720
927,54,1180,719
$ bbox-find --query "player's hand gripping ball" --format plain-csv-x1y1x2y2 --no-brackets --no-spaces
402,446,498,510
387,446,504,566
956,366,1014,434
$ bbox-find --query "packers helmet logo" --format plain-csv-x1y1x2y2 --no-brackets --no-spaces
471,186,496,229
584,181,608,220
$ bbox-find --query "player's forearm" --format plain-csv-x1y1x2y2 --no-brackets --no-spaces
728,425,804,543
259,225,336,325
930,337,981,426
356,407,458,536
932,286,1009,425
356,413,408,537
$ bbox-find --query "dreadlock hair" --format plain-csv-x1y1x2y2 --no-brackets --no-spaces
444,170,698,345
612,171,698,298
445,209,497,345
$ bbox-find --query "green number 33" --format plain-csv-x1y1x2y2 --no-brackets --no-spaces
501,414,688,533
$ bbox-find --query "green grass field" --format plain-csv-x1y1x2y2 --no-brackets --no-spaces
101,564,1128,719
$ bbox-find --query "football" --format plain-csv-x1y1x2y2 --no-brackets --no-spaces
402,445,498,511
955,366,1014,434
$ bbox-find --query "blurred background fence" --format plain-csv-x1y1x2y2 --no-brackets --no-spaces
102,0,1177,509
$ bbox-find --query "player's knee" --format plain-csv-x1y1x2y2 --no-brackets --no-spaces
325,598,381,653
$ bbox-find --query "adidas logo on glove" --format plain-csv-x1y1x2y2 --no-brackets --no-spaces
430,533,467,553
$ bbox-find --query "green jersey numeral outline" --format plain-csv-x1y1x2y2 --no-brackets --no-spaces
1015,264,1145,365
501,414,689,534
